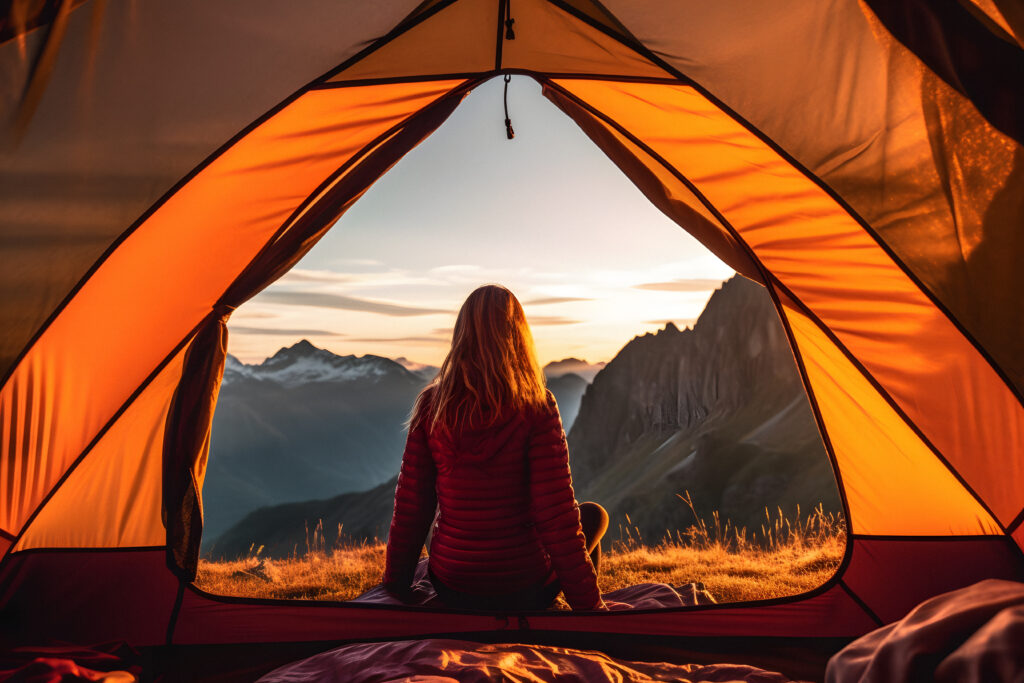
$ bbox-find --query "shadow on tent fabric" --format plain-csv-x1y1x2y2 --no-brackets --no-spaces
352,557,717,610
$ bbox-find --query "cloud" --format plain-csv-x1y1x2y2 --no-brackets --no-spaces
258,290,450,316
230,326,345,337
644,319,697,328
523,296,593,306
279,268,355,284
231,312,278,320
527,316,582,326
346,336,449,345
430,264,482,274
632,278,724,292
336,258,383,266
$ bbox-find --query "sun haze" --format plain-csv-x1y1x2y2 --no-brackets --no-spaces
228,76,734,366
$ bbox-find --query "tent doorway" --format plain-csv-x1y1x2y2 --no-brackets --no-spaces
193,76,843,606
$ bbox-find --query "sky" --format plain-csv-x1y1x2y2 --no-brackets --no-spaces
228,76,734,367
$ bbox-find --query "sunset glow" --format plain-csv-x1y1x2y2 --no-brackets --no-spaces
228,77,733,365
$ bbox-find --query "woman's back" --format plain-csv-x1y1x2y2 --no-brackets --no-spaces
381,284,602,611
384,387,602,610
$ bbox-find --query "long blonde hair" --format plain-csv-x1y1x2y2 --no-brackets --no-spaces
414,285,546,434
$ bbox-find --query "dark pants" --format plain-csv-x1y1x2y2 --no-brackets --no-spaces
430,501,610,611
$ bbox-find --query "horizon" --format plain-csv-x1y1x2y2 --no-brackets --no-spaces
226,315,694,370
227,76,734,366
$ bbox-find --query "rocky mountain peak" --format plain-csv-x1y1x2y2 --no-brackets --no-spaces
223,340,417,387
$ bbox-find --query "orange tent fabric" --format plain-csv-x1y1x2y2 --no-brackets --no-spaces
1,0,1021,664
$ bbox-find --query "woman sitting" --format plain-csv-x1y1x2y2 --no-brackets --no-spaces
383,284,608,611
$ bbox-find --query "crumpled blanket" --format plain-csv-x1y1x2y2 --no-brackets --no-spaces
826,578,1024,683
352,557,716,609
0,642,140,683
258,639,797,683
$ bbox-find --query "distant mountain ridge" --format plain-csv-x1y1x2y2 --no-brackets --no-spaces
543,358,606,383
204,342,430,547
224,341,425,386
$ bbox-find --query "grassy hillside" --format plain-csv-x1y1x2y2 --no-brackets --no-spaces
196,506,844,606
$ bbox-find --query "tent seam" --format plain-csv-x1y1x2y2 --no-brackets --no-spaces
0,320,203,576
495,0,506,70
316,70,689,90
765,275,1009,534
1006,509,1024,534
318,0,463,84
166,579,186,646
838,580,884,627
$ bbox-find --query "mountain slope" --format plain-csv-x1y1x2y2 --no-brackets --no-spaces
568,276,837,539
203,342,429,545
212,477,398,559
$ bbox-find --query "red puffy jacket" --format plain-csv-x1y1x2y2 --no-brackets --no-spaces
383,387,602,610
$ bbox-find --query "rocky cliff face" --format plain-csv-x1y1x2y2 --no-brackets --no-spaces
569,276,838,540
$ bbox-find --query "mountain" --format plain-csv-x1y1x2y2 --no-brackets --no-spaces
567,275,838,540
545,372,588,431
203,342,429,546
223,340,411,386
212,477,399,559
543,358,606,383
393,357,439,381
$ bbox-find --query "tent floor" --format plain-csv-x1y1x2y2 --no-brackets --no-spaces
146,633,851,682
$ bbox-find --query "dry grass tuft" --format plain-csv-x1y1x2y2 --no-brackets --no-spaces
197,541,385,601
196,501,845,605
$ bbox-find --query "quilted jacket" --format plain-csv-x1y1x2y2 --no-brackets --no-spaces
382,387,602,610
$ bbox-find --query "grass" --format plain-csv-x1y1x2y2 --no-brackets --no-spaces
196,499,845,605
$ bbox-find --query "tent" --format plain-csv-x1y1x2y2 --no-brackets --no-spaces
1,0,1022,674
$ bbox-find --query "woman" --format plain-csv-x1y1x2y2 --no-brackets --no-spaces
383,285,608,611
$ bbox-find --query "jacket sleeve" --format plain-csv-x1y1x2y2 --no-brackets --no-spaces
382,403,437,593
527,391,604,610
